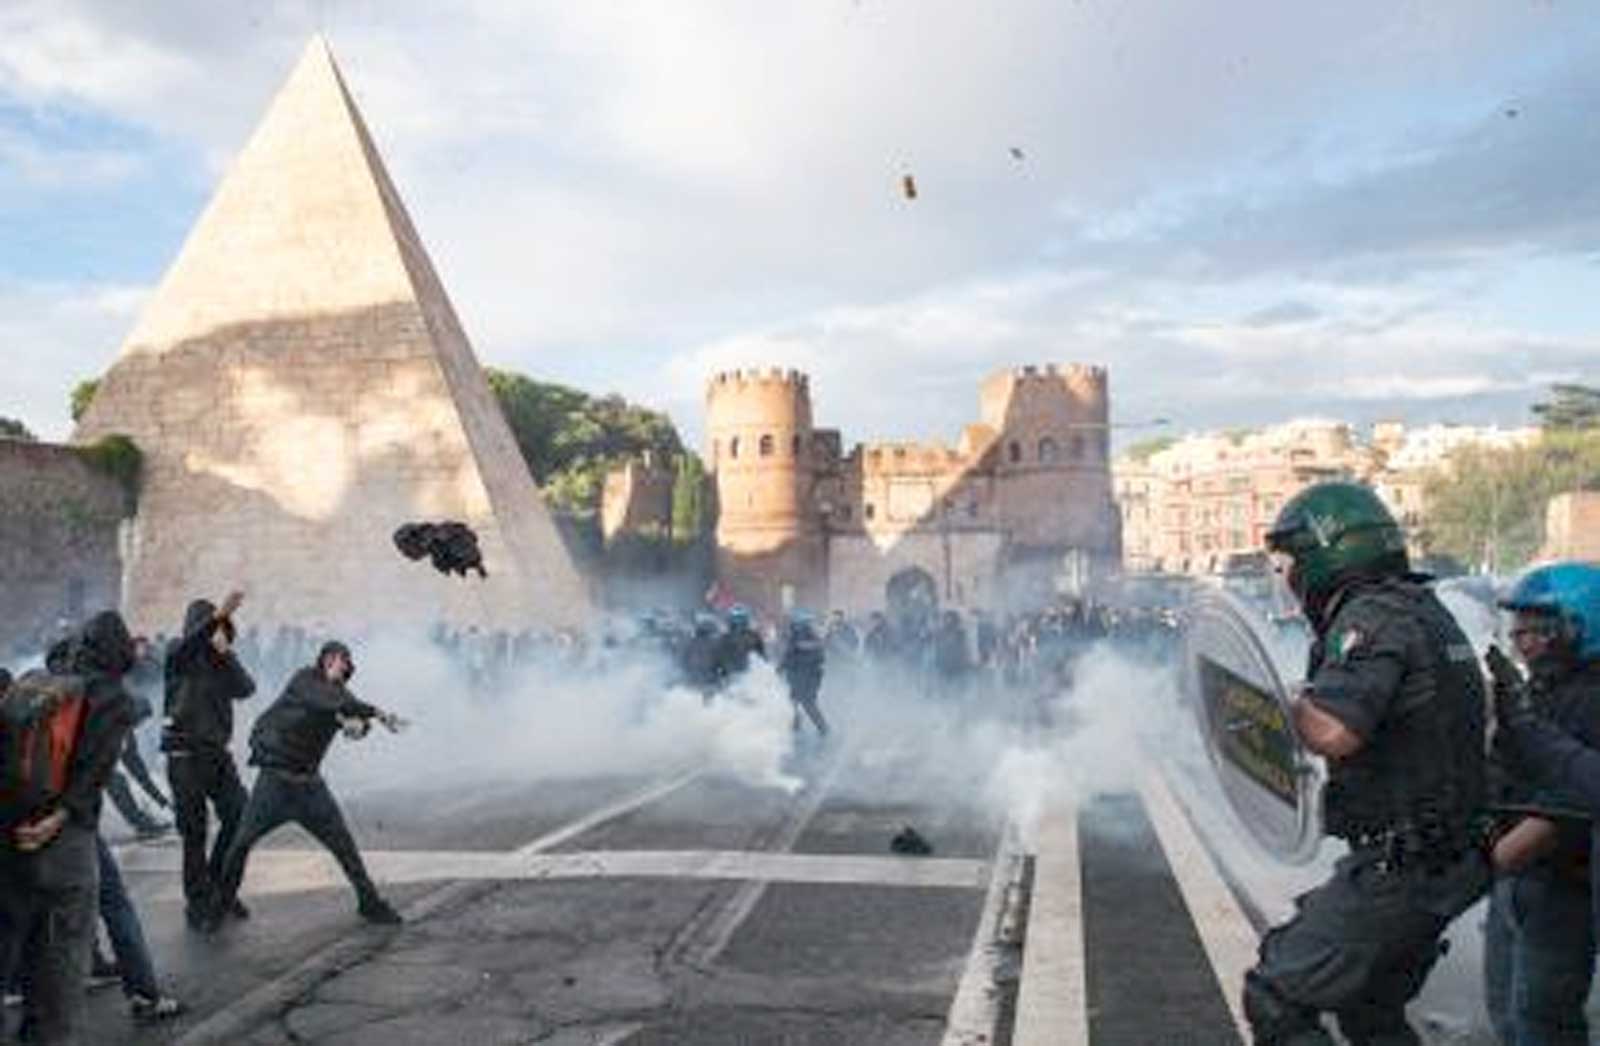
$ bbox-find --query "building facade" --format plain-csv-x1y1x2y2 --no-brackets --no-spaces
1115,420,1540,576
706,364,1121,617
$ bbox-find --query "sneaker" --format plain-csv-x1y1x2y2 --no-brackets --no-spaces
133,821,172,840
129,993,186,1023
227,898,251,920
357,897,403,925
2,992,21,1009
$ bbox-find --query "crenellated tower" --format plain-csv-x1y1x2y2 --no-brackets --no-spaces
704,369,823,613
979,363,1115,552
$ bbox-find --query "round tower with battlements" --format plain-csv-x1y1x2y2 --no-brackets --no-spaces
705,368,824,615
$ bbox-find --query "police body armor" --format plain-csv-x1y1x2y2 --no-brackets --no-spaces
1317,579,1487,867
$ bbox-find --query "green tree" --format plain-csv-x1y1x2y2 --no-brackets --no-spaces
70,378,101,423
0,416,37,441
1533,383,1600,432
486,368,685,516
1422,431,1600,572
671,452,709,540
1124,435,1176,462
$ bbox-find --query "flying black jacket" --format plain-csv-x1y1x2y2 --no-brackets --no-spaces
249,667,379,776
162,600,256,753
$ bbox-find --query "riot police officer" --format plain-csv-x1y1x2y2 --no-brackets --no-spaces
715,605,766,683
1490,566,1600,956
1482,563,1600,1046
1244,481,1489,1046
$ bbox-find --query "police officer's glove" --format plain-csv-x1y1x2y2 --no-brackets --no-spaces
1487,645,1536,731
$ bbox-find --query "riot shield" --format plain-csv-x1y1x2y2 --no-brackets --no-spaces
1181,587,1321,864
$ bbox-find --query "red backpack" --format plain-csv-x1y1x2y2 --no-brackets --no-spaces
0,670,88,830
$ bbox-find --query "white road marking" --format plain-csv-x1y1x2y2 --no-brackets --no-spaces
513,768,705,857
121,846,988,896
1140,765,1259,1043
940,820,1024,1046
1012,796,1089,1046
538,1024,645,1046
675,743,851,969
171,769,705,1046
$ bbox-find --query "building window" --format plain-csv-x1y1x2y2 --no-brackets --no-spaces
1008,441,1022,464
865,503,876,521
791,434,801,456
759,434,774,457
1038,437,1059,463
839,505,852,521
968,499,979,519
729,437,740,459
1071,435,1084,460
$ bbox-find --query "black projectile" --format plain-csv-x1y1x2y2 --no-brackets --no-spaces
393,521,488,579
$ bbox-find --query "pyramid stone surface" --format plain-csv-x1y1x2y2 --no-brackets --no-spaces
76,37,591,635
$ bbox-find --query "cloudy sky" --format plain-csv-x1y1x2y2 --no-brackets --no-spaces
3,0,1597,450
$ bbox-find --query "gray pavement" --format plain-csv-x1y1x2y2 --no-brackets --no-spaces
49,723,1543,1045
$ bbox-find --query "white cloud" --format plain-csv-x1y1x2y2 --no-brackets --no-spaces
0,280,149,440
1,1,1597,446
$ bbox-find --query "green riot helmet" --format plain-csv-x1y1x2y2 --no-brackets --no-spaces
1265,481,1408,620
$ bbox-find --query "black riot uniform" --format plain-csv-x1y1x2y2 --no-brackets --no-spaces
1245,578,1490,1045
1246,482,1489,1046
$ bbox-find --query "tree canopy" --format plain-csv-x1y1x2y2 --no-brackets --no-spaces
0,416,36,441
1532,383,1600,432
1422,428,1600,572
486,368,687,518
1123,435,1177,463
70,379,100,424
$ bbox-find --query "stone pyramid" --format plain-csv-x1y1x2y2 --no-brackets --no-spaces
76,37,591,635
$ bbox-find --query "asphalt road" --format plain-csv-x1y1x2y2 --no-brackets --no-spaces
49,697,1532,1046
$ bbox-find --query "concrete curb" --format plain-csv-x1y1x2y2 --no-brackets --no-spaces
1012,800,1089,1046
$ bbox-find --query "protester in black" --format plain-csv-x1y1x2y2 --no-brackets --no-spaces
0,612,137,1044
211,640,406,929
163,591,255,928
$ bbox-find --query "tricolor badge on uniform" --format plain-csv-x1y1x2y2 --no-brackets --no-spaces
1334,628,1365,662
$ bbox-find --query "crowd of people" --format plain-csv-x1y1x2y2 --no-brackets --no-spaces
0,593,410,1043
16,475,1600,1046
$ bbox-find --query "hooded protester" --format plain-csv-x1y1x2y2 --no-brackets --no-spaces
0,611,137,1045
162,591,255,929
210,640,407,929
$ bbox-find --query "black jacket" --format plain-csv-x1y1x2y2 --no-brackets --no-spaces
249,667,378,776
162,600,256,753
62,611,138,830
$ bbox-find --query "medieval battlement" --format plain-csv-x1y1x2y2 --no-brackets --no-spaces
847,440,968,473
707,368,810,393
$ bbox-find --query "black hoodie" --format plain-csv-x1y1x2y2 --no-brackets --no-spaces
162,599,256,754
60,611,138,829
249,666,379,776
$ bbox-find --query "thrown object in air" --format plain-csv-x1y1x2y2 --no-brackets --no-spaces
890,825,933,856
901,173,918,200
1009,146,1025,161
393,521,488,579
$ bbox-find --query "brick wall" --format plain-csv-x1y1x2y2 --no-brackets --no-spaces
0,439,127,661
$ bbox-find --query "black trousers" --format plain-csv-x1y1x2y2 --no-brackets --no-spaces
0,826,98,1046
167,749,247,912
214,770,379,911
1243,848,1488,1045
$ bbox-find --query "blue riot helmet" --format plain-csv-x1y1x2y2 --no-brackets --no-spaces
727,605,752,629
788,609,816,639
1499,562,1600,663
693,613,719,636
